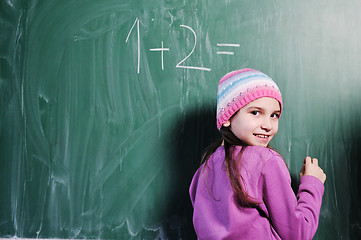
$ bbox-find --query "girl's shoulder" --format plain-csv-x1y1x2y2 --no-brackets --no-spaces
208,145,282,167
240,146,286,176
242,145,283,163
203,145,226,169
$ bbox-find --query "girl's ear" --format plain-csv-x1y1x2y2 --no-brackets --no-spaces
223,120,231,127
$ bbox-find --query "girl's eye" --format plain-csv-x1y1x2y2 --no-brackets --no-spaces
271,113,280,119
251,111,260,116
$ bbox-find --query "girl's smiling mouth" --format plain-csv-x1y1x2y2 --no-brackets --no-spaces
254,134,270,138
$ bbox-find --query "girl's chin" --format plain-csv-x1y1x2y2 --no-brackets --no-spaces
249,138,271,147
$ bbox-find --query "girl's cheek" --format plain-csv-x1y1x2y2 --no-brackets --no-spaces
273,125,279,134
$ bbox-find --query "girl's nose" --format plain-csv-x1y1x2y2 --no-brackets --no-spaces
261,118,272,131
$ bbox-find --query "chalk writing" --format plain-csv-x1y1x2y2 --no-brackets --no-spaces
126,19,239,73
125,18,140,73
176,25,211,71
216,43,240,55
149,41,169,70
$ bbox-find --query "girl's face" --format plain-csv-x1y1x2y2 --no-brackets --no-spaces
223,97,281,147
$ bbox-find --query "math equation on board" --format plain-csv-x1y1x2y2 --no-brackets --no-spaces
125,18,240,73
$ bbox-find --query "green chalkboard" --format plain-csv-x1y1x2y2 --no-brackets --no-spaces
1,0,361,239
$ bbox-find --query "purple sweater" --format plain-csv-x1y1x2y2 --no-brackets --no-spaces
189,146,324,240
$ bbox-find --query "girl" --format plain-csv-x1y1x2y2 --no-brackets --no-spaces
189,68,326,240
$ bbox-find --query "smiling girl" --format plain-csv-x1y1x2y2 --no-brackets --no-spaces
189,68,326,240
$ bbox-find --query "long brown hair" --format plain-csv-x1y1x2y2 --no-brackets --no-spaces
201,127,261,207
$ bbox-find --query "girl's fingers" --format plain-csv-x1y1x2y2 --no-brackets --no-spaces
301,156,326,184
304,156,312,165
312,158,318,166
304,156,319,166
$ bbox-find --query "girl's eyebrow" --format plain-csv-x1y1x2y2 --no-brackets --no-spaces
246,106,262,110
246,106,281,112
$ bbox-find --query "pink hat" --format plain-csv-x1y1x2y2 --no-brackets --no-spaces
216,68,283,129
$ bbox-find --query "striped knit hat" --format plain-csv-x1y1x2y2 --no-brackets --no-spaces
216,68,283,129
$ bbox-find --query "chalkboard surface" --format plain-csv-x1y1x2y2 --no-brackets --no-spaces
1,0,361,239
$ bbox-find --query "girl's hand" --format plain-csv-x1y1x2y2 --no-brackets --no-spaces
299,156,326,184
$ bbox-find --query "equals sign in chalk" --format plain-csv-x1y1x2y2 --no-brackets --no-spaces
216,43,240,55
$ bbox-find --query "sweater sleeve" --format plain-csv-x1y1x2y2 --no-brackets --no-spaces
261,154,325,240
